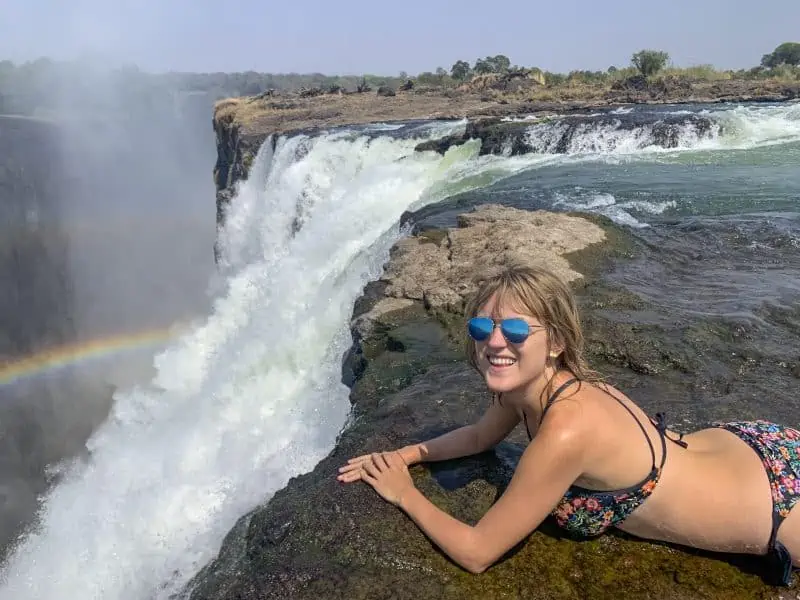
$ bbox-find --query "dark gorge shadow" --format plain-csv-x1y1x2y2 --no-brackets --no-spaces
0,115,86,557
0,116,74,359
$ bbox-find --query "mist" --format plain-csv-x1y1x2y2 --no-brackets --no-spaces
56,74,219,339
0,2,220,561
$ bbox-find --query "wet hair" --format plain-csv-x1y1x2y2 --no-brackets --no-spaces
464,263,604,401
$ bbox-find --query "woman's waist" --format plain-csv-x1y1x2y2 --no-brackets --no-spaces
620,436,774,545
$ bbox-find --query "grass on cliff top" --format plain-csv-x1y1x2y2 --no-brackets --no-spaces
213,66,799,131
214,97,264,125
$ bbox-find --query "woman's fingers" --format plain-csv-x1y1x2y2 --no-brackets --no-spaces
337,455,371,481
363,456,380,477
337,469,363,482
338,462,362,474
337,450,408,482
384,451,405,469
380,452,393,469
340,455,368,470
361,468,378,486
370,453,386,473
338,455,371,476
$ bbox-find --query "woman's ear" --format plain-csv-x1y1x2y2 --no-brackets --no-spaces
547,329,566,359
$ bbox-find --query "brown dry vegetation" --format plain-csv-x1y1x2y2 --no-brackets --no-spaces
215,72,799,139
214,91,494,136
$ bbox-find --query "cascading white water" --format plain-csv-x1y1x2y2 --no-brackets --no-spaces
707,101,800,149
522,101,800,156
0,125,501,600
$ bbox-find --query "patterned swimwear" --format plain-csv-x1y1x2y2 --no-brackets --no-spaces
522,380,800,586
711,420,800,585
522,379,685,537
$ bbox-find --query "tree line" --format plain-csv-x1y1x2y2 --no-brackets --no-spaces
0,42,797,117
432,43,800,86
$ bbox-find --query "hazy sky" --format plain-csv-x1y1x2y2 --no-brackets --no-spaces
2,0,798,75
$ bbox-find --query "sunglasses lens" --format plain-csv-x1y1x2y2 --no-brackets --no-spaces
501,318,530,344
468,317,493,341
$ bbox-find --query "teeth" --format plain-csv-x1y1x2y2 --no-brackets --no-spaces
488,356,516,366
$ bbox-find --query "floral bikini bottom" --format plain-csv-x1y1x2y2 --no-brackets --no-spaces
713,420,800,586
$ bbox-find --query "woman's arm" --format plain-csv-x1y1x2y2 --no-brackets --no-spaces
339,397,520,482
361,403,586,574
406,397,521,463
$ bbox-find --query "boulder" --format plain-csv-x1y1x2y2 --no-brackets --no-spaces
382,205,607,314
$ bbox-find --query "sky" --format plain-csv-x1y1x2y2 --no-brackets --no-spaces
1,0,798,75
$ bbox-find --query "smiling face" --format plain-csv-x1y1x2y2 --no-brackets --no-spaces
465,264,599,400
474,292,556,394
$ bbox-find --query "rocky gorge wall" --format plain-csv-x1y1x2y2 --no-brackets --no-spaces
0,115,74,361
190,115,799,599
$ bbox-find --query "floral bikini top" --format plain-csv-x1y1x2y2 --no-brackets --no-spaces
522,378,687,538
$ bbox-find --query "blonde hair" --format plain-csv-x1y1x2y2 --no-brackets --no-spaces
464,263,604,399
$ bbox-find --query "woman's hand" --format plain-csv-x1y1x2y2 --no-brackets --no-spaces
358,452,416,507
337,445,419,483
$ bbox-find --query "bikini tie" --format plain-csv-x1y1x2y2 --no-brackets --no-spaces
654,412,688,449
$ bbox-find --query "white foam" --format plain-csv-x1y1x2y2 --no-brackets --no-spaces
699,102,800,150
523,101,800,159
620,199,677,215
552,191,674,228
525,118,716,156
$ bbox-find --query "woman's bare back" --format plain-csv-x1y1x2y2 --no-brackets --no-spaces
527,381,786,559
620,426,774,555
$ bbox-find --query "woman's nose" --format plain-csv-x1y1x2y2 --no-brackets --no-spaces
486,324,507,347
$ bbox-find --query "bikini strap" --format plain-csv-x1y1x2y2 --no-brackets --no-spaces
594,382,690,471
541,377,578,419
525,377,578,440
653,412,689,455
599,387,660,471
537,379,684,473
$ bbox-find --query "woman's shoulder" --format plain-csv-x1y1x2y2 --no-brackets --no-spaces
544,377,642,433
546,375,623,408
565,377,637,408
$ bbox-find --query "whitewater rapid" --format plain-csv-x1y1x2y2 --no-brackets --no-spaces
0,101,797,599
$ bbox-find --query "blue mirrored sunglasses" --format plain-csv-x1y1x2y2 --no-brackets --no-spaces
467,317,542,344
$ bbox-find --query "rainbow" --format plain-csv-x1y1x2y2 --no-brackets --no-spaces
0,326,183,386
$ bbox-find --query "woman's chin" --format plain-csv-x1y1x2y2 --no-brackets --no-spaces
484,372,521,393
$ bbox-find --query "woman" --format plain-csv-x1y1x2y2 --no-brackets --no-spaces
337,264,800,585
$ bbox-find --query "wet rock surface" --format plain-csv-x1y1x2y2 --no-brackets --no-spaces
183,205,796,599
414,112,718,157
